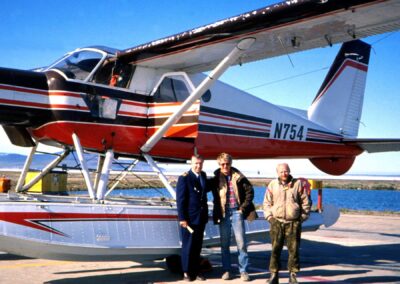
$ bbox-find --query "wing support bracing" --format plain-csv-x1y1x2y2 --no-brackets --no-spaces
104,159,140,198
143,153,176,199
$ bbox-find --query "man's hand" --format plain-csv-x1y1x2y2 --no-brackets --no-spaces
268,216,276,224
179,220,188,228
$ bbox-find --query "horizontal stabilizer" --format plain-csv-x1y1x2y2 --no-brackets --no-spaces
343,138,400,153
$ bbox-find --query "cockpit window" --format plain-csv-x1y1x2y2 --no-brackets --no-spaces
93,61,135,88
48,50,103,81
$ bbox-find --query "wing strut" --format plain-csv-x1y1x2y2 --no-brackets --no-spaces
140,37,256,153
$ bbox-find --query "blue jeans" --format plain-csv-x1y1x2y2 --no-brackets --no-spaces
219,207,249,273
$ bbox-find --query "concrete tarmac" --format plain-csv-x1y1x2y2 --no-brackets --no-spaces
1,213,399,284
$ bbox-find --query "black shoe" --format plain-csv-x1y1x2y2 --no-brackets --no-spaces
196,274,206,281
183,273,193,282
267,272,279,284
289,272,298,284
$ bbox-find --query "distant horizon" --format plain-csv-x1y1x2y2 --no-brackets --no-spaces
0,151,398,180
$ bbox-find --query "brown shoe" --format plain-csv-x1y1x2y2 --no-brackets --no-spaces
222,271,231,280
267,272,279,284
241,272,251,281
289,272,298,284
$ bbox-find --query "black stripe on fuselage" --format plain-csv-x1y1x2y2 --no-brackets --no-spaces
199,124,269,138
307,127,342,138
200,105,272,125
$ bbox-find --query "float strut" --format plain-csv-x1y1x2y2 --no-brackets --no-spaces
143,153,176,199
72,133,96,199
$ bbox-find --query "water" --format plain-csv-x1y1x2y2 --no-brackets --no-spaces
253,187,400,212
75,186,400,213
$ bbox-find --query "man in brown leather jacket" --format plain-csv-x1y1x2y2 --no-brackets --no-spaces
263,163,310,284
212,153,257,281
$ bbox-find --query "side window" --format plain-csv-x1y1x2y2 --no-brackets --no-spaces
153,77,191,102
174,79,190,101
93,62,114,85
93,62,135,88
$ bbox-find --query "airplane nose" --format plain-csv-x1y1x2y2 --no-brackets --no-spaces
0,66,49,125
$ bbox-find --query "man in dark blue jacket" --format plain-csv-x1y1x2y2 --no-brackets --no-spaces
176,154,209,282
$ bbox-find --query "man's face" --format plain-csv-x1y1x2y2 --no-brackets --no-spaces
219,158,231,176
277,164,290,183
191,157,204,174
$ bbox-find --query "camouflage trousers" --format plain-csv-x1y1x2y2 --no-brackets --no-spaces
268,219,302,273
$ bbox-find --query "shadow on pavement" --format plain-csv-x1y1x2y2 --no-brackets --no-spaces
30,237,400,283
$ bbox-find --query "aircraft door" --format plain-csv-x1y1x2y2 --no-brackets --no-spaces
149,73,200,139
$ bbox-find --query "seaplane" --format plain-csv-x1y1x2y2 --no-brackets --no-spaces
1,0,400,262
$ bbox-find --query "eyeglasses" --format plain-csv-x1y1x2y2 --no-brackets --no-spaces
220,163,231,166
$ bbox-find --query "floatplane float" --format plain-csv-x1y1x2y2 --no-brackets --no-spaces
1,0,400,262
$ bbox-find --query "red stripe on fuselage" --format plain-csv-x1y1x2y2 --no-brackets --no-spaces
0,97,88,111
199,119,268,133
200,112,271,128
0,84,48,96
0,212,178,237
313,59,368,103
0,84,83,98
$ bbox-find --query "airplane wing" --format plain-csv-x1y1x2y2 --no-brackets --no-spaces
117,0,400,73
343,138,400,153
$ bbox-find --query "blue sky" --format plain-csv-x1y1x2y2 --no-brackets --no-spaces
0,0,399,177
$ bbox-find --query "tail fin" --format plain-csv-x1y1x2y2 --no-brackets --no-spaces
308,40,371,138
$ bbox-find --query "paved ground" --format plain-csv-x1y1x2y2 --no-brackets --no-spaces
1,213,399,284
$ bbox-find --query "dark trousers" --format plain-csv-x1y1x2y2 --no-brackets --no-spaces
181,223,206,277
269,219,302,273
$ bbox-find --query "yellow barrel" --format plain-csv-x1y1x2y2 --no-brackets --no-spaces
308,179,323,189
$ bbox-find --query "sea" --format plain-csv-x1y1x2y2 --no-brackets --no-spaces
82,186,400,213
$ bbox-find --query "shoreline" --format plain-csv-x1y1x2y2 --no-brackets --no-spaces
1,170,399,216
1,170,400,191
338,209,400,216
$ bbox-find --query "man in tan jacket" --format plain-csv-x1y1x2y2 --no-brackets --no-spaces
263,163,310,284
